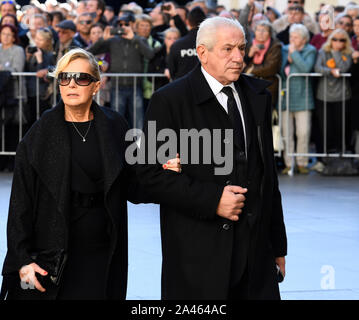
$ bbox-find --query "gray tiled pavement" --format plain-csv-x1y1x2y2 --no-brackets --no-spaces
0,172,358,299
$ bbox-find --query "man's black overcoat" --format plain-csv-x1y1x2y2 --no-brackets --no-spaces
137,64,287,299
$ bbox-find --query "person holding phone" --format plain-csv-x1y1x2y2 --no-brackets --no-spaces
244,20,282,107
88,11,159,130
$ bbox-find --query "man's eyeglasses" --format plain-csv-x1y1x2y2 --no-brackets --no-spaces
79,20,92,25
331,37,346,43
58,72,99,86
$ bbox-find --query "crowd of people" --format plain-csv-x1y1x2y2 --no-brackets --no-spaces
0,0,358,173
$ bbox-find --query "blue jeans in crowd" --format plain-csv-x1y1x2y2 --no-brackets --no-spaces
111,84,144,130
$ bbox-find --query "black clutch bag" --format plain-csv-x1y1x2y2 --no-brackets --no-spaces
30,249,68,286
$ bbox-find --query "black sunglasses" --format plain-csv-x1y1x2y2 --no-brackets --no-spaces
339,21,352,27
118,21,130,27
332,37,346,43
58,72,99,86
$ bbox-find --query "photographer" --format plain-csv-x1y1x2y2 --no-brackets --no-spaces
161,2,188,37
87,11,159,129
25,28,55,126
149,3,170,43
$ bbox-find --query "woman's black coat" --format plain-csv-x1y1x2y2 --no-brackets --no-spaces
1,100,140,300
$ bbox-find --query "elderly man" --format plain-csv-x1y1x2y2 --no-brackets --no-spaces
137,17,287,300
55,20,83,62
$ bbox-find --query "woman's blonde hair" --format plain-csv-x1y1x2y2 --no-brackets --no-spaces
36,27,53,52
49,48,100,80
322,28,353,55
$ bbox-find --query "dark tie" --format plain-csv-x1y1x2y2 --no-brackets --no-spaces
221,86,246,152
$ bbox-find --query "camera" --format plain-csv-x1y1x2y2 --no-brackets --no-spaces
27,46,38,54
256,44,265,50
110,27,125,36
161,4,171,11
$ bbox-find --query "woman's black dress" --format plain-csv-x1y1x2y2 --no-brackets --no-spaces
57,119,111,300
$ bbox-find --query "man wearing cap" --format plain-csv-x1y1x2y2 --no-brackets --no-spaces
88,11,159,129
55,19,83,62
266,7,281,23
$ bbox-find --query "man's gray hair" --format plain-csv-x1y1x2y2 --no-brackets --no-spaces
289,23,309,43
196,16,245,50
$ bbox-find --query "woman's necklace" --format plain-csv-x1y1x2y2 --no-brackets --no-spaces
67,110,93,142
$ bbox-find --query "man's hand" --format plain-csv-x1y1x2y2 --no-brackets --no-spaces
275,256,286,278
216,185,247,221
163,2,177,17
121,26,135,40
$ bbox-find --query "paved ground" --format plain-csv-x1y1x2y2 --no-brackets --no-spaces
0,172,358,300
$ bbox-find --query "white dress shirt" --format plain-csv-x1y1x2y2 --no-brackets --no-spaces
201,66,247,153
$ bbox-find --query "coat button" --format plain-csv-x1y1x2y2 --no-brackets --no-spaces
247,212,253,217
223,138,230,144
239,151,245,157
223,223,230,230
226,180,232,185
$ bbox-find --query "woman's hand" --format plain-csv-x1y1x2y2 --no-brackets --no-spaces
103,26,114,41
19,262,48,292
162,153,181,173
331,68,340,78
248,44,260,58
36,68,48,79
34,48,43,64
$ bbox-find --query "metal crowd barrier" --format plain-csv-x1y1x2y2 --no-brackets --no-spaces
1,72,358,166
0,72,166,156
282,72,358,175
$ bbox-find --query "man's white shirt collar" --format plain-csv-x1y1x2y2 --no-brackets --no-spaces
201,66,236,96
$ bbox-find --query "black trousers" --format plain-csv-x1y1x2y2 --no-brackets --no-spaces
315,100,351,153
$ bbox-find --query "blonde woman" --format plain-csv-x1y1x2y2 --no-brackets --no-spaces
25,27,55,126
314,28,353,153
1,48,180,300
